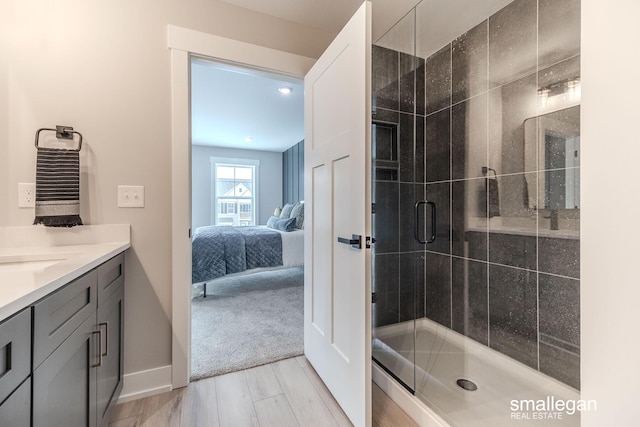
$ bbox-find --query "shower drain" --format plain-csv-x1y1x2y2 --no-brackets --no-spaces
456,378,478,391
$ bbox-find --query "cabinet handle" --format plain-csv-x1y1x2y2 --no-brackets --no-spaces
99,322,109,357
91,329,103,368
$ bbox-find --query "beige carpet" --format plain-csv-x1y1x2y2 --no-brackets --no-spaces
190,267,304,381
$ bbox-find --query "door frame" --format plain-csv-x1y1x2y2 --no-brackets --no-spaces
167,25,316,388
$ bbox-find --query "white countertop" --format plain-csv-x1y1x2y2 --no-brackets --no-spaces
0,224,131,319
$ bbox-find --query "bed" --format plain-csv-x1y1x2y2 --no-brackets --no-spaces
191,225,304,294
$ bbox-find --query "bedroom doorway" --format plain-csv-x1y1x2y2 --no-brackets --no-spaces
189,57,307,381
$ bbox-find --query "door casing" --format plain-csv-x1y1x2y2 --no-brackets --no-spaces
168,25,315,388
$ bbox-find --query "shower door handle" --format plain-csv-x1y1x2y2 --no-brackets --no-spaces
415,200,436,244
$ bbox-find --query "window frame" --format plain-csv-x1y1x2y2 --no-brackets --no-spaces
210,157,260,226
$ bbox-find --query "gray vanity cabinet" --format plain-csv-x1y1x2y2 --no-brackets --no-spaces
31,252,125,427
0,378,31,427
0,309,32,427
96,254,125,427
33,313,98,427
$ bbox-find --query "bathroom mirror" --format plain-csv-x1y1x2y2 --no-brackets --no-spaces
524,105,580,210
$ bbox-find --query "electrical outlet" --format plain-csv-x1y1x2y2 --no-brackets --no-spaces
18,183,36,208
117,185,145,208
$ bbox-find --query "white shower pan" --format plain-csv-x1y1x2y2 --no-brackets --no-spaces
373,318,581,426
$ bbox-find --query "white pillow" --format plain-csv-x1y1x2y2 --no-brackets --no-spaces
280,203,295,219
290,202,304,229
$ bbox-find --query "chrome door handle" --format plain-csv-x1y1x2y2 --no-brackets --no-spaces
337,234,362,249
415,201,436,244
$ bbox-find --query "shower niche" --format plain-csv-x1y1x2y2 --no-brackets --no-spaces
372,122,399,181
371,0,581,425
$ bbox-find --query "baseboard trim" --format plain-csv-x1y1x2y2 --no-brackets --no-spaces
118,365,173,403
372,363,450,427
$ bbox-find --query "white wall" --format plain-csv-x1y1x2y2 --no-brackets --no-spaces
0,18,8,225
581,0,640,425
192,145,283,229
0,0,330,378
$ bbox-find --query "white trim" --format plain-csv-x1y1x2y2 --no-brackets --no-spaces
118,365,173,403
210,157,261,226
209,157,261,166
372,364,449,427
168,25,315,388
170,47,192,389
167,25,316,76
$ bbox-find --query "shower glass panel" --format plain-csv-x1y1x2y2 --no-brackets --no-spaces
372,0,581,425
371,8,418,393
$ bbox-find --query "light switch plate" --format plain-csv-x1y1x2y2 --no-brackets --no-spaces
117,185,145,208
18,183,36,208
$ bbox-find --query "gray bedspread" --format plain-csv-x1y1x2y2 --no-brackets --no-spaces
192,225,283,283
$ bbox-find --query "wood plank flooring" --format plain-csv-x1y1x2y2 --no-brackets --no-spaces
109,356,418,427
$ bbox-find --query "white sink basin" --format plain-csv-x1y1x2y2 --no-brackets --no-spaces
0,253,78,273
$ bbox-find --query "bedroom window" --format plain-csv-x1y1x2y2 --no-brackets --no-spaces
211,157,259,226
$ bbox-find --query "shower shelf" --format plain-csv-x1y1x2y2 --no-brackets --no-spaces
375,160,398,169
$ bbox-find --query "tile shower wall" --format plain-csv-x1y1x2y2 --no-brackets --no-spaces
372,0,581,390
372,46,425,328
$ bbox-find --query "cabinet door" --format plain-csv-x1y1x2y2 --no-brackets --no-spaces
0,308,31,404
33,313,98,427
97,284,124,427
0,378,31,427
97,253,124,304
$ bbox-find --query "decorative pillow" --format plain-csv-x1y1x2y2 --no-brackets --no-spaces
280,203,295,219
273,207,282,217
266,216,296,232
290,201,304,229
266,215,279,228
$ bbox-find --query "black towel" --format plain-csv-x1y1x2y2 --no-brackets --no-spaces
33,147,83,227
486,177,500,218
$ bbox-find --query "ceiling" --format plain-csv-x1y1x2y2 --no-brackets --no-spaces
376,0,515,58
191,59,304,152
220,0,421,42
192,0,518,153
191,0,421,154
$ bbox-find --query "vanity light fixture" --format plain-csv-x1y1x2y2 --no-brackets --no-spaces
567,78,581,100
538,77,581,106
278,87,292,95
538,88,551,106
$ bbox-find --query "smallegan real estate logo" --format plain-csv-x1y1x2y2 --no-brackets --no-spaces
510,396,597,421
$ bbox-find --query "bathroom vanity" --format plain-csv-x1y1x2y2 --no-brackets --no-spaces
0,225,130,427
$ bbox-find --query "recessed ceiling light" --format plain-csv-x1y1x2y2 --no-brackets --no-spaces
244,137,253,142
278,87,292,95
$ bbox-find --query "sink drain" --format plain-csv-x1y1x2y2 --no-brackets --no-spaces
456,378,478,391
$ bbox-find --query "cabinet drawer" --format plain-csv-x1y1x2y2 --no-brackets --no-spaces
97,253,124,305
33,270,97,369
0,377,30,427
0,309,31,404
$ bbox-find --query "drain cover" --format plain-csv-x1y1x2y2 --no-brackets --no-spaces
456,378,478,391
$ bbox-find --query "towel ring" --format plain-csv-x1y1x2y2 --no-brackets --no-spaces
35,126,83,152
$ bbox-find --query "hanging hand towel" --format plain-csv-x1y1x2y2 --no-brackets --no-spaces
487,177,500,218
33,147,83,227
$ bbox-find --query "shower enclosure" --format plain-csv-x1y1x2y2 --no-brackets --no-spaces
371,0,581,425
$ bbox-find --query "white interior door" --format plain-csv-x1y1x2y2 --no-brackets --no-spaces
303,2,372,426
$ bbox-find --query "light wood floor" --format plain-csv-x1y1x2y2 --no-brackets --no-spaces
109,356,418,427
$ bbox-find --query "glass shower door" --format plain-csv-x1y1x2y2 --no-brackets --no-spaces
373,1,581,425
371,9,418,394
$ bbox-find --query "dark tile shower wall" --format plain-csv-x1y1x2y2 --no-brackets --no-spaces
372,46,425,333
372,0,581,390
